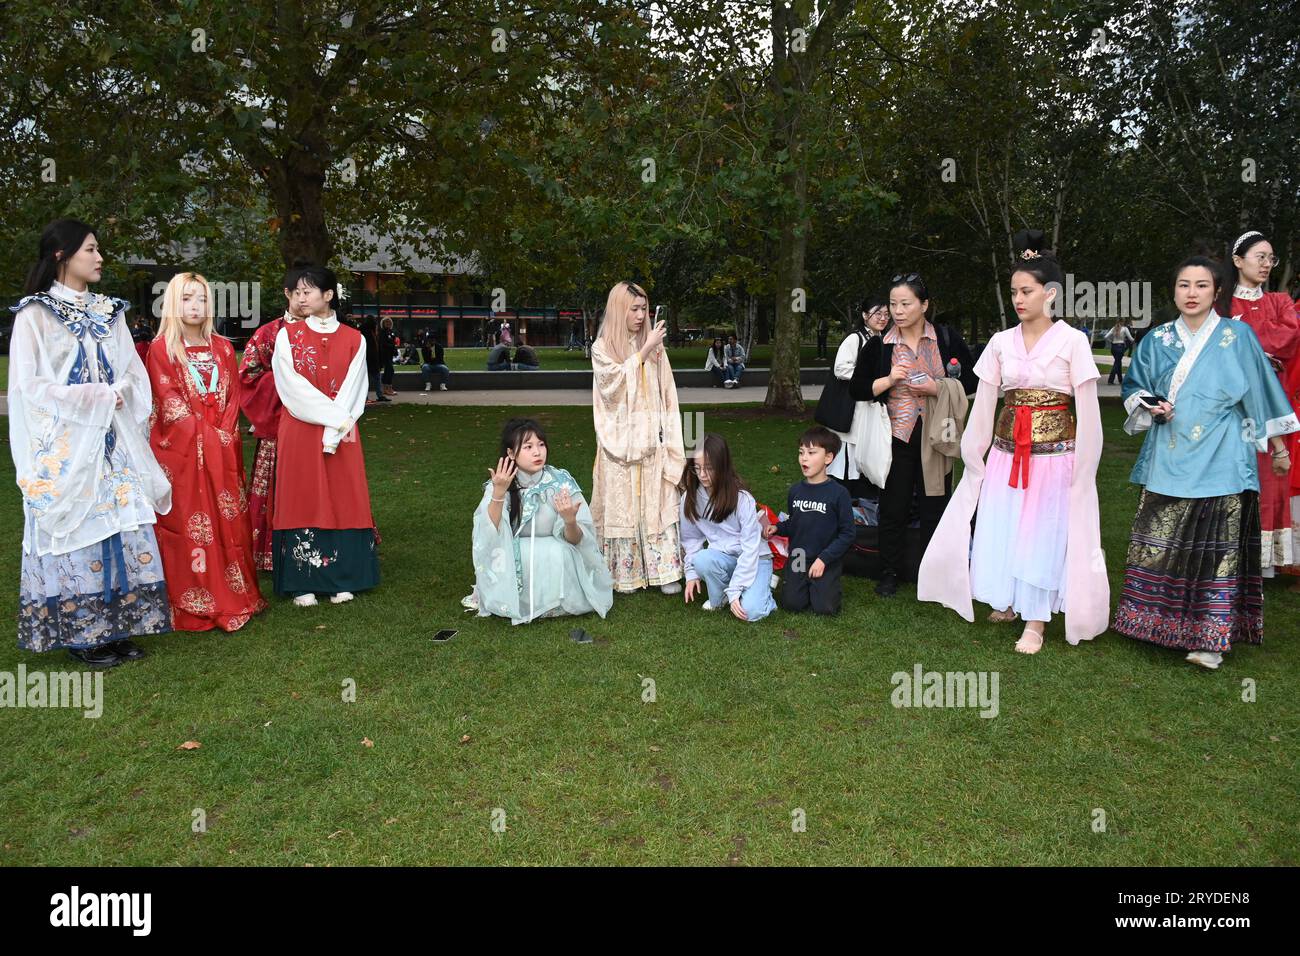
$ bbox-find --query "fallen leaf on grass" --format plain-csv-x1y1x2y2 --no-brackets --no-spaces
177,740,202,751
459,734,471,744
649,745,661,752
361,737,374,748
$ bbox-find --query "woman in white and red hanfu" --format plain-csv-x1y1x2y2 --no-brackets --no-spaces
1223,230,1300,576
270,264,379,606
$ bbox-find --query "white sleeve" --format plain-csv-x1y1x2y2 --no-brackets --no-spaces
833,334,860,381
109,307,153,428
272,328,349,432
323,338,370,452
1122,390,1155,434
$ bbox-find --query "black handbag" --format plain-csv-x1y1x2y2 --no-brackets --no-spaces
814,331,865,432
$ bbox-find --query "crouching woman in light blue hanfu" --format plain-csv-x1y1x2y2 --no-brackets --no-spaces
472,418,614,625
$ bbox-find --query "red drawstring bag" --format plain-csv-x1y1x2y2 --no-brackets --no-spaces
756,503,788,571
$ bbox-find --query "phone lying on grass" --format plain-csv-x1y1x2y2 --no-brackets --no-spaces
432,629,457,642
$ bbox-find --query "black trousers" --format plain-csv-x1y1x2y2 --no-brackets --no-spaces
780,558,843,614
879,428,950,579
1108,344,1126,384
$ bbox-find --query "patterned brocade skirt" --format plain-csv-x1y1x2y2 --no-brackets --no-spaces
1112,490,1262,654
18,527,173,652
601,524,683,593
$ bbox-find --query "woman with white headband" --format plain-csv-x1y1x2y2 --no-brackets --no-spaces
1221,230,1300,582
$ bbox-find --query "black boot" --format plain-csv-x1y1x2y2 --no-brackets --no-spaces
108,639,146,660
68,645,122,669
875,572,898,598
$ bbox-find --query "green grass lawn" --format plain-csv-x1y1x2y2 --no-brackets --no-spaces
0,399,1295,865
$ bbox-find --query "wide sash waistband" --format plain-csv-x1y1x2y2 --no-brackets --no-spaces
994,390,1074,489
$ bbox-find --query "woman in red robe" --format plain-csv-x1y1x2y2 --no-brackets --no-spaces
1224,231,1300,576
147,273,267,631
238,265,306,571
271,264,379,606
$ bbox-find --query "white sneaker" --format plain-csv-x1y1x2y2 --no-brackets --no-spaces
660,581,682,595
424,384,432,392
461,588,480,610
1185,650,1223,670
701,600,718,611
329,591,355,604
440,383,448,391
292,593,318,607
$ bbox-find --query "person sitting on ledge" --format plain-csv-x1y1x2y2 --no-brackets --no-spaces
513,334,540,371
486,341,512,371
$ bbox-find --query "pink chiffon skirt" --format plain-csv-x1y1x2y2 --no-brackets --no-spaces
970,446,1074,622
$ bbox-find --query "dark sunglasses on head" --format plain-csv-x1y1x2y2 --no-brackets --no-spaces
891,273,921,284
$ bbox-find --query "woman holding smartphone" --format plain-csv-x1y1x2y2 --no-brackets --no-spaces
849,273,976,597
1113,255,1298,669
590,282,686,594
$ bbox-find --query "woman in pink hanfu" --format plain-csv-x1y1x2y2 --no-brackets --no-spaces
917,231,1110,652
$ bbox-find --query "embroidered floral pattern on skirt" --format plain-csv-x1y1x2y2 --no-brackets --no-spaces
1112,490,1262,653
601,523,683,592
18,527,172,652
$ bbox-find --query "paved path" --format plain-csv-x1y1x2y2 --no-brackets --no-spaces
0,379,1126,414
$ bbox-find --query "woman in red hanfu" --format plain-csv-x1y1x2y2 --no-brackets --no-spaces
1222,231,1300,577
147,273,267,631
271,264,379,606
238,266,304,571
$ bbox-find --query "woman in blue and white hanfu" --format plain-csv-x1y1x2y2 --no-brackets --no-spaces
1113,255,1299,670
7,220,173,668
472,418,613,625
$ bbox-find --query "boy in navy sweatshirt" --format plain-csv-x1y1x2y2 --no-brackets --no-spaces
763,426,856,614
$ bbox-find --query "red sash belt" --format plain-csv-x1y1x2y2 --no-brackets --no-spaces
1009,403,1068,489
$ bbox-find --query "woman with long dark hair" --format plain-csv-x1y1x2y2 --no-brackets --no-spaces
472,418,613,624
678,432,776,622
8,219,173,666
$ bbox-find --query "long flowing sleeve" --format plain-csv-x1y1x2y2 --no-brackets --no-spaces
323,339,369,453
915,377,999,620
238,322,283,436
591,342,654,463
6,305,116,545
472,484,521,621
726,495,765,600
548,490,614,617
658,356,686,487
272,328,350,432
1239,326,1300,449
110,308,153,429
1061,376,1110,643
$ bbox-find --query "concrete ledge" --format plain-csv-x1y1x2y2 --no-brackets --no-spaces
393,366,832,391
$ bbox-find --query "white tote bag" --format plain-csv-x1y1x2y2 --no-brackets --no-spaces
852,401,893,488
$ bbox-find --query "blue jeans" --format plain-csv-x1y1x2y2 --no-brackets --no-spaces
514,363,539,371
725,363,745,383
422,363,450,387
690,549,775,622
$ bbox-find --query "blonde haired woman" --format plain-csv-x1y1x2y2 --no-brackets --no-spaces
146,273,266,631
590,281,686,593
